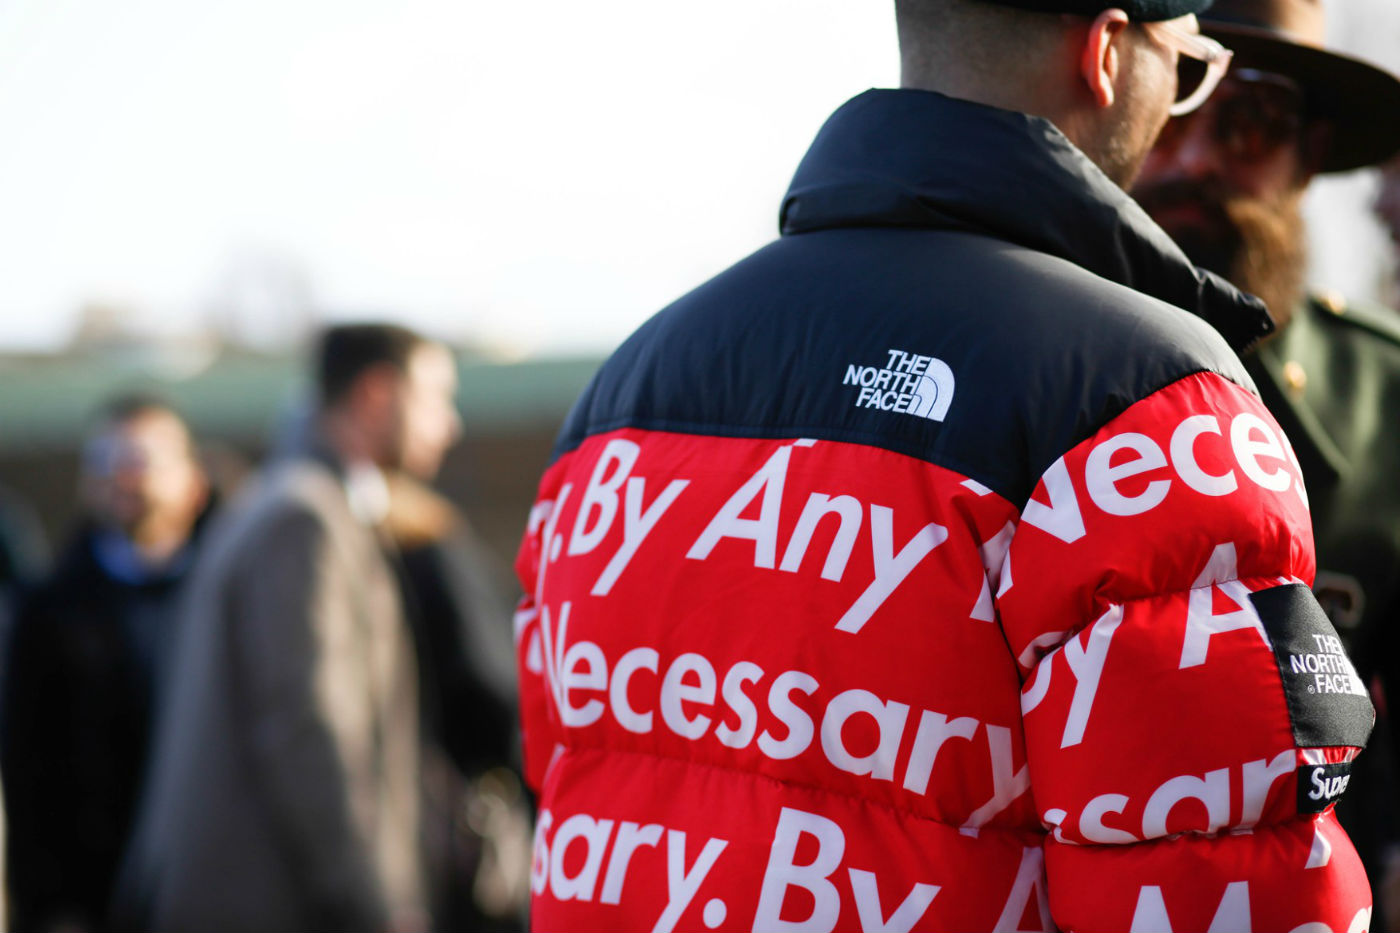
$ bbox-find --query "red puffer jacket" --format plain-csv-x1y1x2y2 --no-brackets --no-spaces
514,90,1373,932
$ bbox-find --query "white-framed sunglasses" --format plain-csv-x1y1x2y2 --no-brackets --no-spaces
1145,19,1235,117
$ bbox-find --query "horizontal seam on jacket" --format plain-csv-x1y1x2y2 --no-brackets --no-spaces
1018,573,1297,668
1044,813,1322,849
546,741,1043,846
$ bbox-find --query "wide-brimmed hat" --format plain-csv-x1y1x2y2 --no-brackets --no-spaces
1200,0,1400,172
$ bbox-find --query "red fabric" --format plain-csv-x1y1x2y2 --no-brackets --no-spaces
515,372,1371,931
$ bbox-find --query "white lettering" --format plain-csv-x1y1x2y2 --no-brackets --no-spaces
570,439,638,555
1085,432,1171,516
758,671,819,760
660,653,717,740
1240,751,1294,827
754,808,846,933
1231,412,1292,492
1180,543,1266,669
688,446,793,568
1131,880,1250,933
1061,604,1123,748
902,711,979,795
610,647,659,734
531,809,554,895
971,521,1016,622
1081,794,1137,844
549,814,616,902
836,506,947,633
910,358,955,421
964,725,1031,828
532,484,572,604
599,821,664,905
992,847,1052,933
592,476,690,596
780,493,863,581
560,639,608,727
653,830,728,933
1021,456,1086,543
1170,415,1237,497
849,868,939,933
1142,768,1231,838
1308,768,1350,802
820,690,911,782
714,661,764,749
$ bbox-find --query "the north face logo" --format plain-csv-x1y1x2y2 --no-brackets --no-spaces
843,348,955,421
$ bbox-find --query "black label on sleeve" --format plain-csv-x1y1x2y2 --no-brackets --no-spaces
1250,584,1373,748
1297,761,1353,814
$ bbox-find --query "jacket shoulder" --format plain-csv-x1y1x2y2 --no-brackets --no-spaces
554,228,1253,505
195,462,348,582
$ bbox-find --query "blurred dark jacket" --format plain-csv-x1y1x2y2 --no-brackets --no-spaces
0,485,46,596
383,474,528,932
0,511,208,933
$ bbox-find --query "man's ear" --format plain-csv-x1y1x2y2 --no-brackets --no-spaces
1080,8,1133,109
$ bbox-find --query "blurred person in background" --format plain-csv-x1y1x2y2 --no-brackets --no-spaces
1133,0,1400,918
115,324,458,933
0,395,211,933
268,367,531,930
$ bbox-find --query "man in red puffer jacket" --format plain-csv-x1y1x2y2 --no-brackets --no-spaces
514,1,1374,929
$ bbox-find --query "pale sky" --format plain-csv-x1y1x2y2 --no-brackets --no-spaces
0,0,896,354
0,1,1396,357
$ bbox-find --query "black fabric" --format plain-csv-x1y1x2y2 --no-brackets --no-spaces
0,516,208,932
976,0,1213,22
391,530,522,932
1297,761,1354,814
555,90,1267,507
778,91,1270,353
393,532,516,775
1251,583,1374,749
0,484,47,591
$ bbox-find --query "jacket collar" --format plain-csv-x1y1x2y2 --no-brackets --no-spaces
779,89,1274,353
298,425,391,527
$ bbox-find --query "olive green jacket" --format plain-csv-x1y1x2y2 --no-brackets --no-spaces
1247,291,1400,730
1254,294,1400,658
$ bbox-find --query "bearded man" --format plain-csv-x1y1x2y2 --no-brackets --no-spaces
1134,0,1400,917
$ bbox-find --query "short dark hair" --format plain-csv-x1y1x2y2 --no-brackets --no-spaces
316,323,428,406
95,392,185,428
84,393,197,469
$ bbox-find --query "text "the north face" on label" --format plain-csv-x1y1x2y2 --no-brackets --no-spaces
844,349,955,421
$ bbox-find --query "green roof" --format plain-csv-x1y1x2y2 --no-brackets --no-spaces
0,349,604,450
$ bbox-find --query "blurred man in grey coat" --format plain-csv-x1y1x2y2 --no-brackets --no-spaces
117,323,461,933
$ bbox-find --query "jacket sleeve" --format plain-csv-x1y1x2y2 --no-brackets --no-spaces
997,371,1374,932
229,507,390,931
